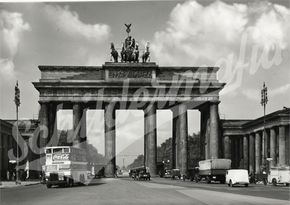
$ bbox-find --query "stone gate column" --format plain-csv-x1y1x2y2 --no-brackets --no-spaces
144,116,148,167
178,103,188,177
104,103,116,177
39,102,49,170
209,102,219,159
255,132,261,174
144,103,157,175
223,135,231,159
73,103,83,147
48,102,58,146
278,126,286,166
39,102,49,148
80,107,87,149
249,133,255,174
171,115,177,169
243,135,249,170
270,128,277,167
262,129,268,166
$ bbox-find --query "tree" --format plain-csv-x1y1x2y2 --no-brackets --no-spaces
127,155,144,169
156,132,201,169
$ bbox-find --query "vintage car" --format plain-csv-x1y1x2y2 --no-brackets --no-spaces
268,166,290,186
226,169,249,187
130,166,151,180
171,169,181,179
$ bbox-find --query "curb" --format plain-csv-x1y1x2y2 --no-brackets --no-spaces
0,182,40,189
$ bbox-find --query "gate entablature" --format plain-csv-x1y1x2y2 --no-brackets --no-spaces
33,63,225,104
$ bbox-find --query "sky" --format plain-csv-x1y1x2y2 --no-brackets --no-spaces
1,0,289,166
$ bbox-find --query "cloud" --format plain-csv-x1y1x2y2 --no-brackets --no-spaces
44,5,110,42
269,84,290,97
0,10,30,79
151,0,289,94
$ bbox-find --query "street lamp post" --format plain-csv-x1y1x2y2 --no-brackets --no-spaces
14,81,21,185
260,82,268,171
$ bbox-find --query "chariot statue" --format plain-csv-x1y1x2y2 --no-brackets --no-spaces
110,24,150,63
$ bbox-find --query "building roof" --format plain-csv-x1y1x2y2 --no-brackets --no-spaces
222,107,290,135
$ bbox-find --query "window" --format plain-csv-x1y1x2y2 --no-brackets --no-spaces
63,148,70,153
53,148,62,153
46,149,52,154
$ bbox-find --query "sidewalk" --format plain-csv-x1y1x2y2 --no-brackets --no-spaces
0,180,40,189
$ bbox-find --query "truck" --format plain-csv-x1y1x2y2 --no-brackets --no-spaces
268,166,290,186
196,159,231,184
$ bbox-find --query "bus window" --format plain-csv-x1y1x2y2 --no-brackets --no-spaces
63,148,70,153
46,149,52,154
53,148,62,153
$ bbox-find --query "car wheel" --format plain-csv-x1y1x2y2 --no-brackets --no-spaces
272,178,277,186
46,183,52,188
229,180,233,187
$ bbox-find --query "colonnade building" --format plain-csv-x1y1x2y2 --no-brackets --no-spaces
221,108,290,174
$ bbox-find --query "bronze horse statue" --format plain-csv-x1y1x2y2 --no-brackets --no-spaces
110,43,118,63
142,43,150,63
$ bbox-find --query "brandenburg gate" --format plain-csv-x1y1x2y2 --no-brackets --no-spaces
33,27,225,177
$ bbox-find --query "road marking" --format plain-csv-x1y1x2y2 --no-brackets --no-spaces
177,189,289,205
134,182,185,189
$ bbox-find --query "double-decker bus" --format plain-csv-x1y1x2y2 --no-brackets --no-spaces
44,146,89,188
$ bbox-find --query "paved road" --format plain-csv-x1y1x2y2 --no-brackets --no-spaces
1,177,289,205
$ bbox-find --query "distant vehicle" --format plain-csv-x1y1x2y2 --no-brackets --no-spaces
130,166,151,180
268,166,290,186
226,169,249,187
196,159,231,184
44,146,89,188
171,169,181,180
183,167,199,181
163,169,172,178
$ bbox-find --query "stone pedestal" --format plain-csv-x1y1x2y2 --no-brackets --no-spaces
144,103,157,175
104,103,116,177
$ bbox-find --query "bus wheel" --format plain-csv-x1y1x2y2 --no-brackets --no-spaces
80,174,85,185
286,183,289,187
229,180,233,187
